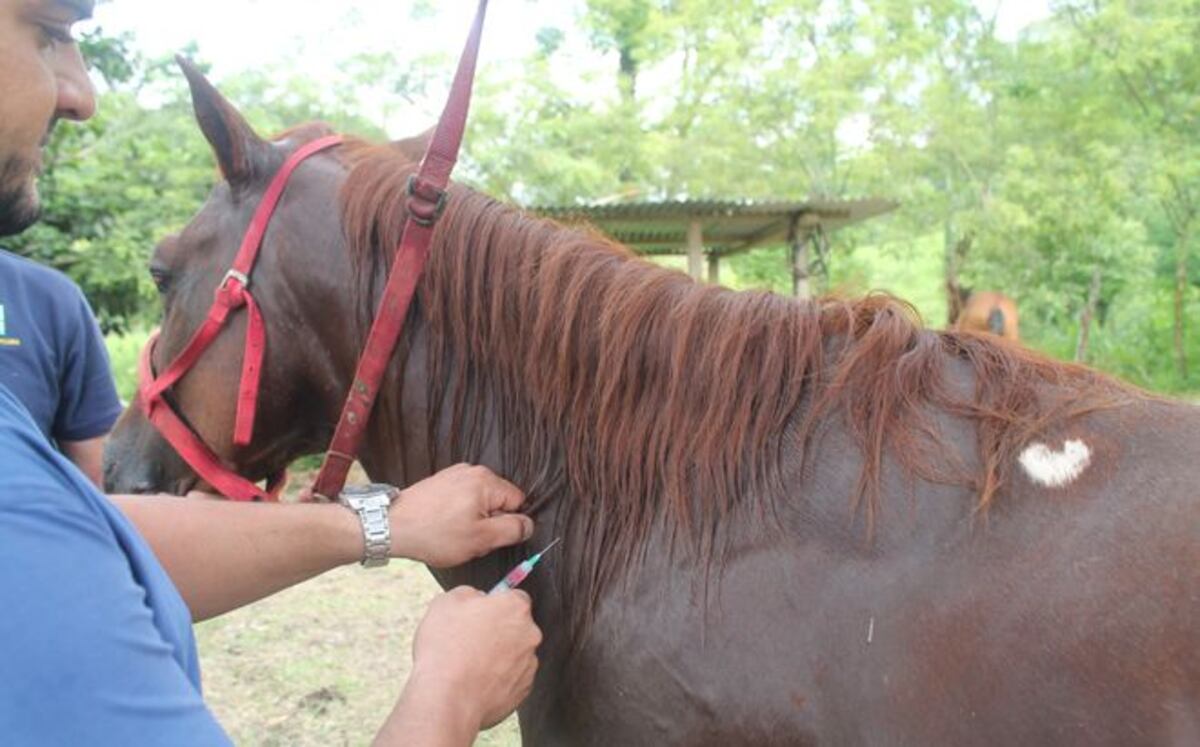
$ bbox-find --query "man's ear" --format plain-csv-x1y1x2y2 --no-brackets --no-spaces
177,56,268,186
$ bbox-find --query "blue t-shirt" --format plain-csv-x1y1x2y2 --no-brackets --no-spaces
0,385,230,745
0,249,123,442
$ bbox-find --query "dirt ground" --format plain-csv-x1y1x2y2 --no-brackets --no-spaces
193,469,521,746
196,562,521,746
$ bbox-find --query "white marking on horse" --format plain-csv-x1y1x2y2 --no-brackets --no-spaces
1019,439,1092,488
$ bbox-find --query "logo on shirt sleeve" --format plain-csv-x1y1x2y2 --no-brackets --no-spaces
0,304,20,347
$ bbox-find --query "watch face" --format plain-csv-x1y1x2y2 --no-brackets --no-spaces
340,483,398,502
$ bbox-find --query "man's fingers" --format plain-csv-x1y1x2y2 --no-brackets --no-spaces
492,588,533,613
478,473,526,514
447,585,486,601
520,655,539,689
481,514,534,552
507,588,533,607
456,463,525,512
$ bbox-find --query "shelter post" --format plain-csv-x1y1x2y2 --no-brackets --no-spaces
789,214,810,299
687,220,704,280
707,254,720,284
528,198,897,291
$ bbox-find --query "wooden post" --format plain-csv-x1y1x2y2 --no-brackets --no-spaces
1076,267,1103,362
944,230,973,326
789,214,810,299
687,220,704,280
1174,224,1191,381
707,254,720,285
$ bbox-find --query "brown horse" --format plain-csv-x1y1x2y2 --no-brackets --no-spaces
952,288,1020,341
104,67,1200,745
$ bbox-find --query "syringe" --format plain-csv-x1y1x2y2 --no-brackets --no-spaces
488,538,561,594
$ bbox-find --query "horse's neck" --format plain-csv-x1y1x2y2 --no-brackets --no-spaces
357,317,560,590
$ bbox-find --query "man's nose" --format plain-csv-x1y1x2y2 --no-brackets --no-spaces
55,45,96,122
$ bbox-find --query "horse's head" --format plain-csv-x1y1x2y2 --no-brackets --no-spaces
104,61,379,495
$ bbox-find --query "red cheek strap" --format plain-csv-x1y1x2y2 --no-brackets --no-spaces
138,330,283,502
133,135,344,502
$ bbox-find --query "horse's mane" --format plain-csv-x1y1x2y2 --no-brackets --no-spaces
332,135,1138,627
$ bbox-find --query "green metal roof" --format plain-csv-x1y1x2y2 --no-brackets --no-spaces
529,197,897,256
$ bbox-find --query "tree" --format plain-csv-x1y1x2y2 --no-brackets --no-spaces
8,34,390,333
14,1,1197,394
1057,0,1199,381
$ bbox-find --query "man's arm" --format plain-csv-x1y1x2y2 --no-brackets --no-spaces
52,286,122,472
0,394,231,745
112,494,362,621
112,464,534,622
373,588,541,747
59,435,105,487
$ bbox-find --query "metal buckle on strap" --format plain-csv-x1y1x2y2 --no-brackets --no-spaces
222,269,250,290
406,174,448,227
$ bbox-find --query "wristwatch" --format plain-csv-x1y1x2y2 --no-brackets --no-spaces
338,483,400,568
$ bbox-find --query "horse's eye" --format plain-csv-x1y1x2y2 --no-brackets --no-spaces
149,267,172,295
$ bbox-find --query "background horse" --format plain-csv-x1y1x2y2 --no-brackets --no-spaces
105,67,1200,745
951,287,1020,341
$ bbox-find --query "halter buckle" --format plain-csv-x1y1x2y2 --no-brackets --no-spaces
222,269,250,290
406,174,448,227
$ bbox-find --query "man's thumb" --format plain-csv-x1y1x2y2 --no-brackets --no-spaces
484,514,534,550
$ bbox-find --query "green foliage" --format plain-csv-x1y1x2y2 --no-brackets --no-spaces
8,42,391,334
25,2,1200,397
106,327,145,404
9,85,214,333
464,0,1200,394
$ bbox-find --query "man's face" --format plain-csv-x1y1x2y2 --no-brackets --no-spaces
0,0,95,237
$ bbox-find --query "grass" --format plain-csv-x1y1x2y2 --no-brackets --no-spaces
195,562,521,746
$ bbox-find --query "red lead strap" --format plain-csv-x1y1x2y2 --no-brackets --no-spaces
312,0,490,499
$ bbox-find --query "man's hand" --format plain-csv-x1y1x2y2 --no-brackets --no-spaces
414,587,542,727
374,587,542,747
390,464,534,567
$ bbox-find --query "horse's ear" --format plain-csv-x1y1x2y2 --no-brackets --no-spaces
177,56,267,186
392,128,433,163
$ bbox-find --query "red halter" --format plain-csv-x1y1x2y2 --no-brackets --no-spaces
136,0,489,502
137,134,344,501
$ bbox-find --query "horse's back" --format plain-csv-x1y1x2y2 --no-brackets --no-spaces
524,398,1200,746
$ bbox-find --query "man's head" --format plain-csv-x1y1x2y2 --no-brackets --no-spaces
0,0,96,236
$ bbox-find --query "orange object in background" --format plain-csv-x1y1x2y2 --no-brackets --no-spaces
954,290,1019,341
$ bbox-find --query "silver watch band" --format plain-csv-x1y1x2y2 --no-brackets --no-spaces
356,500,391,567
338,484,398,568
